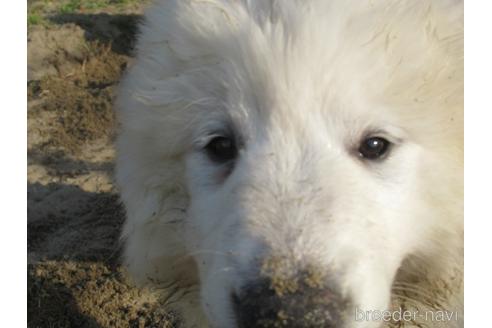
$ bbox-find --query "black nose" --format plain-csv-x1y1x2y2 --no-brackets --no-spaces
232,274,350,328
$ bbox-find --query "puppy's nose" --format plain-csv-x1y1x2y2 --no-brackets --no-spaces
232,273,350,328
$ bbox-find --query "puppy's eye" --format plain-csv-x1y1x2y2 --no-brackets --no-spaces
358,137,390,160
205,136,237,163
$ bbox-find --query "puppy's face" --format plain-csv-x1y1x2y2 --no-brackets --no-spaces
115,0,462,326
168,3,462,328
182,57,459,328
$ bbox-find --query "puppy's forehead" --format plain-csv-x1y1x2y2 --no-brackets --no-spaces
216,42,391,138
190,0,461,146
220,64,384,145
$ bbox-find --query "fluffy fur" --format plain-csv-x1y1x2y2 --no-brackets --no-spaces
115,0,463,327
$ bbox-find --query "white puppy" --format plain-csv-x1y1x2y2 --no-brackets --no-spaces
115,1,463,327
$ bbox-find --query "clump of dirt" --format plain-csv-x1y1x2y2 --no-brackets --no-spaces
232,257,350,327
29,42,126,154
261,256,326,296
28,24,89,81
28,265,100,328
28,261,178,328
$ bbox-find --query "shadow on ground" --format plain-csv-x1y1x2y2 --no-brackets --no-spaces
49,13,142,55
28,181,179,327
27,182,123,263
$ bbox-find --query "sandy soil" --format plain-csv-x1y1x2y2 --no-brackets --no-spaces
27,1,178,327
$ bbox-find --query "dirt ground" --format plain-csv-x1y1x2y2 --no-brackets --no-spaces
27,1,179,327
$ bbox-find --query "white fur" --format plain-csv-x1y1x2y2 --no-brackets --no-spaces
115,1,463,327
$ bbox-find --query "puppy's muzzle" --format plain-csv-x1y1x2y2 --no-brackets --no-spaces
231,268,351,328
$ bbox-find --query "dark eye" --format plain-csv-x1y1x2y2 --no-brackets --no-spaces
358,137,390,160
205,136,238,163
